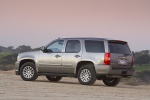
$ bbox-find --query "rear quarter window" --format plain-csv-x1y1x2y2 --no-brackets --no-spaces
85,40,105,53
109,42,131,54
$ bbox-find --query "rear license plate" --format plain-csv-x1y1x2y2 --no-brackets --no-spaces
118,59,127,65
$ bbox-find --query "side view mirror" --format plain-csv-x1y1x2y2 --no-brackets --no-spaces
40,46,45,51
40,46,53,53
40,46,46,52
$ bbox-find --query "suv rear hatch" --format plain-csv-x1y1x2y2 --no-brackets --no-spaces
108,40,133,69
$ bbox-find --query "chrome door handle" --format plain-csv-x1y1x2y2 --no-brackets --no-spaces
74,55,80,58
55,55,61,58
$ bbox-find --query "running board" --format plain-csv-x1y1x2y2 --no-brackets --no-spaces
38,73,75,77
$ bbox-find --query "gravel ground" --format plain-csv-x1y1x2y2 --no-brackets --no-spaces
0,70,150,100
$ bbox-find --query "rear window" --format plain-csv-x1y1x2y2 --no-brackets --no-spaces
85,40,105,53
109,42,131,54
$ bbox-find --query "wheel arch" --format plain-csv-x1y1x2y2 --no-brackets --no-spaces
19,59,36,74
76,61,95,77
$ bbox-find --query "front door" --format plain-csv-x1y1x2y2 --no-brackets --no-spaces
38,40,64,73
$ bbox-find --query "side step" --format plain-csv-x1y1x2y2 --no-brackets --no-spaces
38,73,75,77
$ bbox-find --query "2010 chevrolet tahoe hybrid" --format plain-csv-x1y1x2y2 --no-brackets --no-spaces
15,38,134,86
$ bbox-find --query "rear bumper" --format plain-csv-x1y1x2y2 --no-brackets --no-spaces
109,68,135,76
95,64,135,77
106,68,135,78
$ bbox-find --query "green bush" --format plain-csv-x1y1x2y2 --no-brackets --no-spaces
0,52,11,59
135,64,150,71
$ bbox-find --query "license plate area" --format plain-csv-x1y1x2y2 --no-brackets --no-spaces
118,59,127,65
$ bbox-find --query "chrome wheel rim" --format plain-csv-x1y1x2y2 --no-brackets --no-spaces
80,69,91,82
23,66,34,79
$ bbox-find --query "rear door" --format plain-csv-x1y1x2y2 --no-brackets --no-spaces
108,40,133,69
62,39,82,74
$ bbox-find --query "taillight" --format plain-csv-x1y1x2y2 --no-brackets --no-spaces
104,53,110,65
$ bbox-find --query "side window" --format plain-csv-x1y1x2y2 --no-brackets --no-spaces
46,40,64,53
65,40,81,53
85,40,105,53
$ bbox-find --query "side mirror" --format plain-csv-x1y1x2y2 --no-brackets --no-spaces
40,46,46,52
40,46,53,53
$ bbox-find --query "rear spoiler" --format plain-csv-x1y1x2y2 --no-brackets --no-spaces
108,40,127,44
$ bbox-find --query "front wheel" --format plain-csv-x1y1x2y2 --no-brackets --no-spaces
103,78,120,86
20,62,38,81
46,76,62,82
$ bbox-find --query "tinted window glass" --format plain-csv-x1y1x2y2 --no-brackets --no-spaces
85,40,105,53
109,43,131,54
65,40,81,53
47,40,64,53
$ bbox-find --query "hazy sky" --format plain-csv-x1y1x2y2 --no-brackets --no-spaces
0,0,150,51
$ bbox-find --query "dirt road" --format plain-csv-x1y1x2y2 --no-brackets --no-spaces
0,70,150,100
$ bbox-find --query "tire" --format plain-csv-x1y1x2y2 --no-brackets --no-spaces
103,78,120,86
46,76,62,82
20,62,38,81
78,64,96,85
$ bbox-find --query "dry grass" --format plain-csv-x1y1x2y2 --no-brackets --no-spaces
123,70,150,86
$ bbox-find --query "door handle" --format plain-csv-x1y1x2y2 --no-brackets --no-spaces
55,55,61,58
74,55,80,58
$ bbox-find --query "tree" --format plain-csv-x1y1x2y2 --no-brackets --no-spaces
135,54,150,66
0,46,5,52
15,45,32,53
134,50,150,61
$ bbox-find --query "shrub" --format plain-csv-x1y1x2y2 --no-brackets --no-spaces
134,70,150,83
123,70,150,85
0,64,15,71
122,77,142,86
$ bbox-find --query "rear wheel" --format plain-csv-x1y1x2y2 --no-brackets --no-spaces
103,78,120,86
78,64,96,85
46,76,62,82
20,62,38,81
